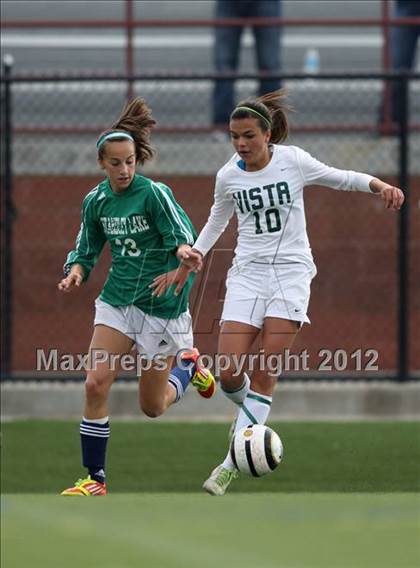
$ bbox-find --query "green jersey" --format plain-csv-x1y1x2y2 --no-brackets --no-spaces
65,174,197,319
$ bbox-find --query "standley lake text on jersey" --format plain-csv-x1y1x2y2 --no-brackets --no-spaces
100,215,150,235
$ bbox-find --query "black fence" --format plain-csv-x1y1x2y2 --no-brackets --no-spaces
1,66,419,381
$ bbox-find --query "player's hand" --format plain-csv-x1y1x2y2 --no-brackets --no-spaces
379,185,404,210
150,264,192,297
57,268,84,292
176,244,192,263
176,245,203,272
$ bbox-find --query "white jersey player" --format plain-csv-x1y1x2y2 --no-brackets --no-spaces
151,89,404,496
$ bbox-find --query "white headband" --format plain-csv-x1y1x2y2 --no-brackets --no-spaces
96,131,134,149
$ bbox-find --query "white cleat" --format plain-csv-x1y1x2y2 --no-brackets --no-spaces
202,465,238,496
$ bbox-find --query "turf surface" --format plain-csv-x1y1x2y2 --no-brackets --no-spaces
2,421,419,568
2,494,419,568
2,421,420,493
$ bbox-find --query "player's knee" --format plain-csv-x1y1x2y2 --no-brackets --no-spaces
140,401,165,418
85,374,109,402
219,366,240,389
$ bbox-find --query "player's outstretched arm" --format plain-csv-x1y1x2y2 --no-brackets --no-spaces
369,178,405,210
58,264,85,292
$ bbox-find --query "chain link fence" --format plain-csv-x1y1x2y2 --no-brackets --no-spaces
2,73,419,379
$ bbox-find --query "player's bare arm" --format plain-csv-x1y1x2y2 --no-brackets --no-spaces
57,263,85,292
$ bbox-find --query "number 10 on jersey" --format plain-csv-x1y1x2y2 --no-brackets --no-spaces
253,208,282,234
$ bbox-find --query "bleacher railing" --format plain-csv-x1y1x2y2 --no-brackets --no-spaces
2,0,420,133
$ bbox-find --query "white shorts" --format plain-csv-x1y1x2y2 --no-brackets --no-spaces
221,261,316,329
94,298,193,359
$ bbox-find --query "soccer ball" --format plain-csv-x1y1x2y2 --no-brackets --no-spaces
230,424,283,477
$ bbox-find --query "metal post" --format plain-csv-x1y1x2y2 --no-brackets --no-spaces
381,0,393,134
0,54,14,380
125,0,134,101
397,74,409,381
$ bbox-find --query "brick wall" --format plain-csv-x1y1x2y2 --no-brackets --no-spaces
10,175,420,374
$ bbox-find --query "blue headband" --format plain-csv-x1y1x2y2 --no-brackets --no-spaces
96,131,134,149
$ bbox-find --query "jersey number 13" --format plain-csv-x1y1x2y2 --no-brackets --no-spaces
115,238,141,257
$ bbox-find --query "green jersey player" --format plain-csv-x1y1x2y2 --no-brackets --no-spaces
58,97,215,496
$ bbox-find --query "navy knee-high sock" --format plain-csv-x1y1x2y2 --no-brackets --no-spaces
80,416,110,483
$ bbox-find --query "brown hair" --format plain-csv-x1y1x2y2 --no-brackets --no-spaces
230,88,290,144
97,97,156,164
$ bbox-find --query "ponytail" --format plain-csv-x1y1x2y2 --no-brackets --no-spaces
97,97,156,164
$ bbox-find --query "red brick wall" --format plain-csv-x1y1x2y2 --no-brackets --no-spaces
10,175,420,375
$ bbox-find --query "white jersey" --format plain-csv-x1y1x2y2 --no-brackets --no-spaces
193,144,375,268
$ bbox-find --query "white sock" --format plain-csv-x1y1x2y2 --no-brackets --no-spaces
82,416,109,425
221,373,251,405
221,389,272,471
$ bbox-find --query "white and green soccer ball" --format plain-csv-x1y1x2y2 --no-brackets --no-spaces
230,424,283,477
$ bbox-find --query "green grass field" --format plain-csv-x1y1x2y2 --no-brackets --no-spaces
3,493,419,568
2,421,420,568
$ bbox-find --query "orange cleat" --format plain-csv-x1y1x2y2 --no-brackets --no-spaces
61,476,107,496
182,348,216,398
